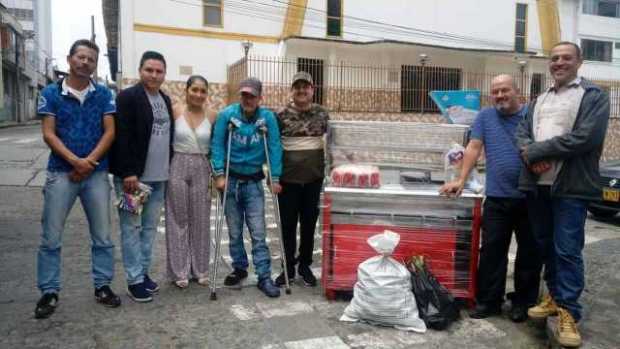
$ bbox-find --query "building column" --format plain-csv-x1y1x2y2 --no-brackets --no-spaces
537,0,561,56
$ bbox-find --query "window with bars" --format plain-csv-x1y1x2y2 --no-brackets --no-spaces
203,0,223,27
583,0,620,18
515,3,528,53
582,39,613,62
530,73,545,101
327,0,342,37
400,65,462,113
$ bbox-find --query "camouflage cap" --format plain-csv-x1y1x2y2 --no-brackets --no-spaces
292,71,313,86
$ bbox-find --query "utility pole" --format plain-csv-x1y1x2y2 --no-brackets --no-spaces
241,40,253,78
44,57,55,83
15,39,22,122
517,60,528,101
91,15,98,82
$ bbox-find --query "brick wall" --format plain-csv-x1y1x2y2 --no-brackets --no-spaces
121,79,228,112
120,78,620,162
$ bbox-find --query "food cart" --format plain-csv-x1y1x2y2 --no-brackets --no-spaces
321,121,483,302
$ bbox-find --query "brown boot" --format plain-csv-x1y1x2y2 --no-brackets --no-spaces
557,307,582,347
528,294,558,319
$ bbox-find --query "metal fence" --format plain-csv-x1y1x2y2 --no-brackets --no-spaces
227,56,620,117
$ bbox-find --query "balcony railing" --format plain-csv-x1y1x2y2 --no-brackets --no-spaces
227,56,620,118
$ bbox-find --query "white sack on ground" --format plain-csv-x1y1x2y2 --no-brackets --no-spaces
340,230,427,333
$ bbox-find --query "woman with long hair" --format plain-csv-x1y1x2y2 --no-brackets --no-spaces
165,75,216,288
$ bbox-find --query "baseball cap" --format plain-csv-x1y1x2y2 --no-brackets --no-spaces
292,71,313,86
239,77,262,97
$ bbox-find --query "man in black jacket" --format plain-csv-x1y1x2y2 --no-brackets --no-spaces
516,42,610,348
109,51,174,303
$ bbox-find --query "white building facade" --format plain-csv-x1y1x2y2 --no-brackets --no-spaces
118,0,554,82
110,0,619,115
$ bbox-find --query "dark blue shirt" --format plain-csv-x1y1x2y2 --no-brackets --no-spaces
37,80,116,172
470,106,527,198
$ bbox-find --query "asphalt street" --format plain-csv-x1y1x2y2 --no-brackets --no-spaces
0,124,619,349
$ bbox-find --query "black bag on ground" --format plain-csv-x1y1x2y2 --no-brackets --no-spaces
407,256,460,330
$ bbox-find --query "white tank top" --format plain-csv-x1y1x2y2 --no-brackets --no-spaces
173,115,211,154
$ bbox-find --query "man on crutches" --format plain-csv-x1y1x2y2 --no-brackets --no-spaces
210,77,283,298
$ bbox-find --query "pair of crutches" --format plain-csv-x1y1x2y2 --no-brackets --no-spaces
209,120,291,300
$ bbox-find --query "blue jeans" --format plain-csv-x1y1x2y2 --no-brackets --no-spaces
114,178,166,285
527,186,587,321
225,177,272,281
37,171,114,294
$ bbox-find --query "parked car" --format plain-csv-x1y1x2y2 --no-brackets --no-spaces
589,161,620,218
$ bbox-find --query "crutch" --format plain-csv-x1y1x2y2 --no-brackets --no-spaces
210,123,234,301
258,122,292,295
210,183,231,270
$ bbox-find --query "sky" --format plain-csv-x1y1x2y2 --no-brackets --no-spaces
51,0,110,80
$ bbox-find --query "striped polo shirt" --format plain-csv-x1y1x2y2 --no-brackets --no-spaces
470,105,528,198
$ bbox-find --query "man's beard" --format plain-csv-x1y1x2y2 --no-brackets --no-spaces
494,101,511,114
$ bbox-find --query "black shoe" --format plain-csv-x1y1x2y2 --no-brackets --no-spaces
509,303,528,323
34,293,59,319
297,264,317,287
95,285,121,308
143,274,159,293
224,269,248,287
275,270,295,287
127,283,153,303
469,303,502,319
257,278,281,298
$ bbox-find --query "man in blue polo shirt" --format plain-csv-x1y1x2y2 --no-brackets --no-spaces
440,74,542,322
34,39,120,319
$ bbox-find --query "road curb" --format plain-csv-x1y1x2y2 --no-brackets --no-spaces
0,120,41,129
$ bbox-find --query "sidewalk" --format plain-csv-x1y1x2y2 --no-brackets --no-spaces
0,184,618,348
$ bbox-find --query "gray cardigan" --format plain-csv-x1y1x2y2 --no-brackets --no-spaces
515,78,610,200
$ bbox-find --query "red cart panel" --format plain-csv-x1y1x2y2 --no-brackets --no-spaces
321,191,481,302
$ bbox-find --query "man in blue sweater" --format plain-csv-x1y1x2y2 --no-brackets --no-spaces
211,77,283,298
441,74,542,322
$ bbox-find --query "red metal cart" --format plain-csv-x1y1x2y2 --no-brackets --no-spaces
321,187,482,302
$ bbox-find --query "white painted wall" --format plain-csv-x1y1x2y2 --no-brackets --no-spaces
128,31,280,82
121,0,284,82
558,0,580,43
131,0,284,37
303,0,543,54
580,14,619,39
119,0,619,84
